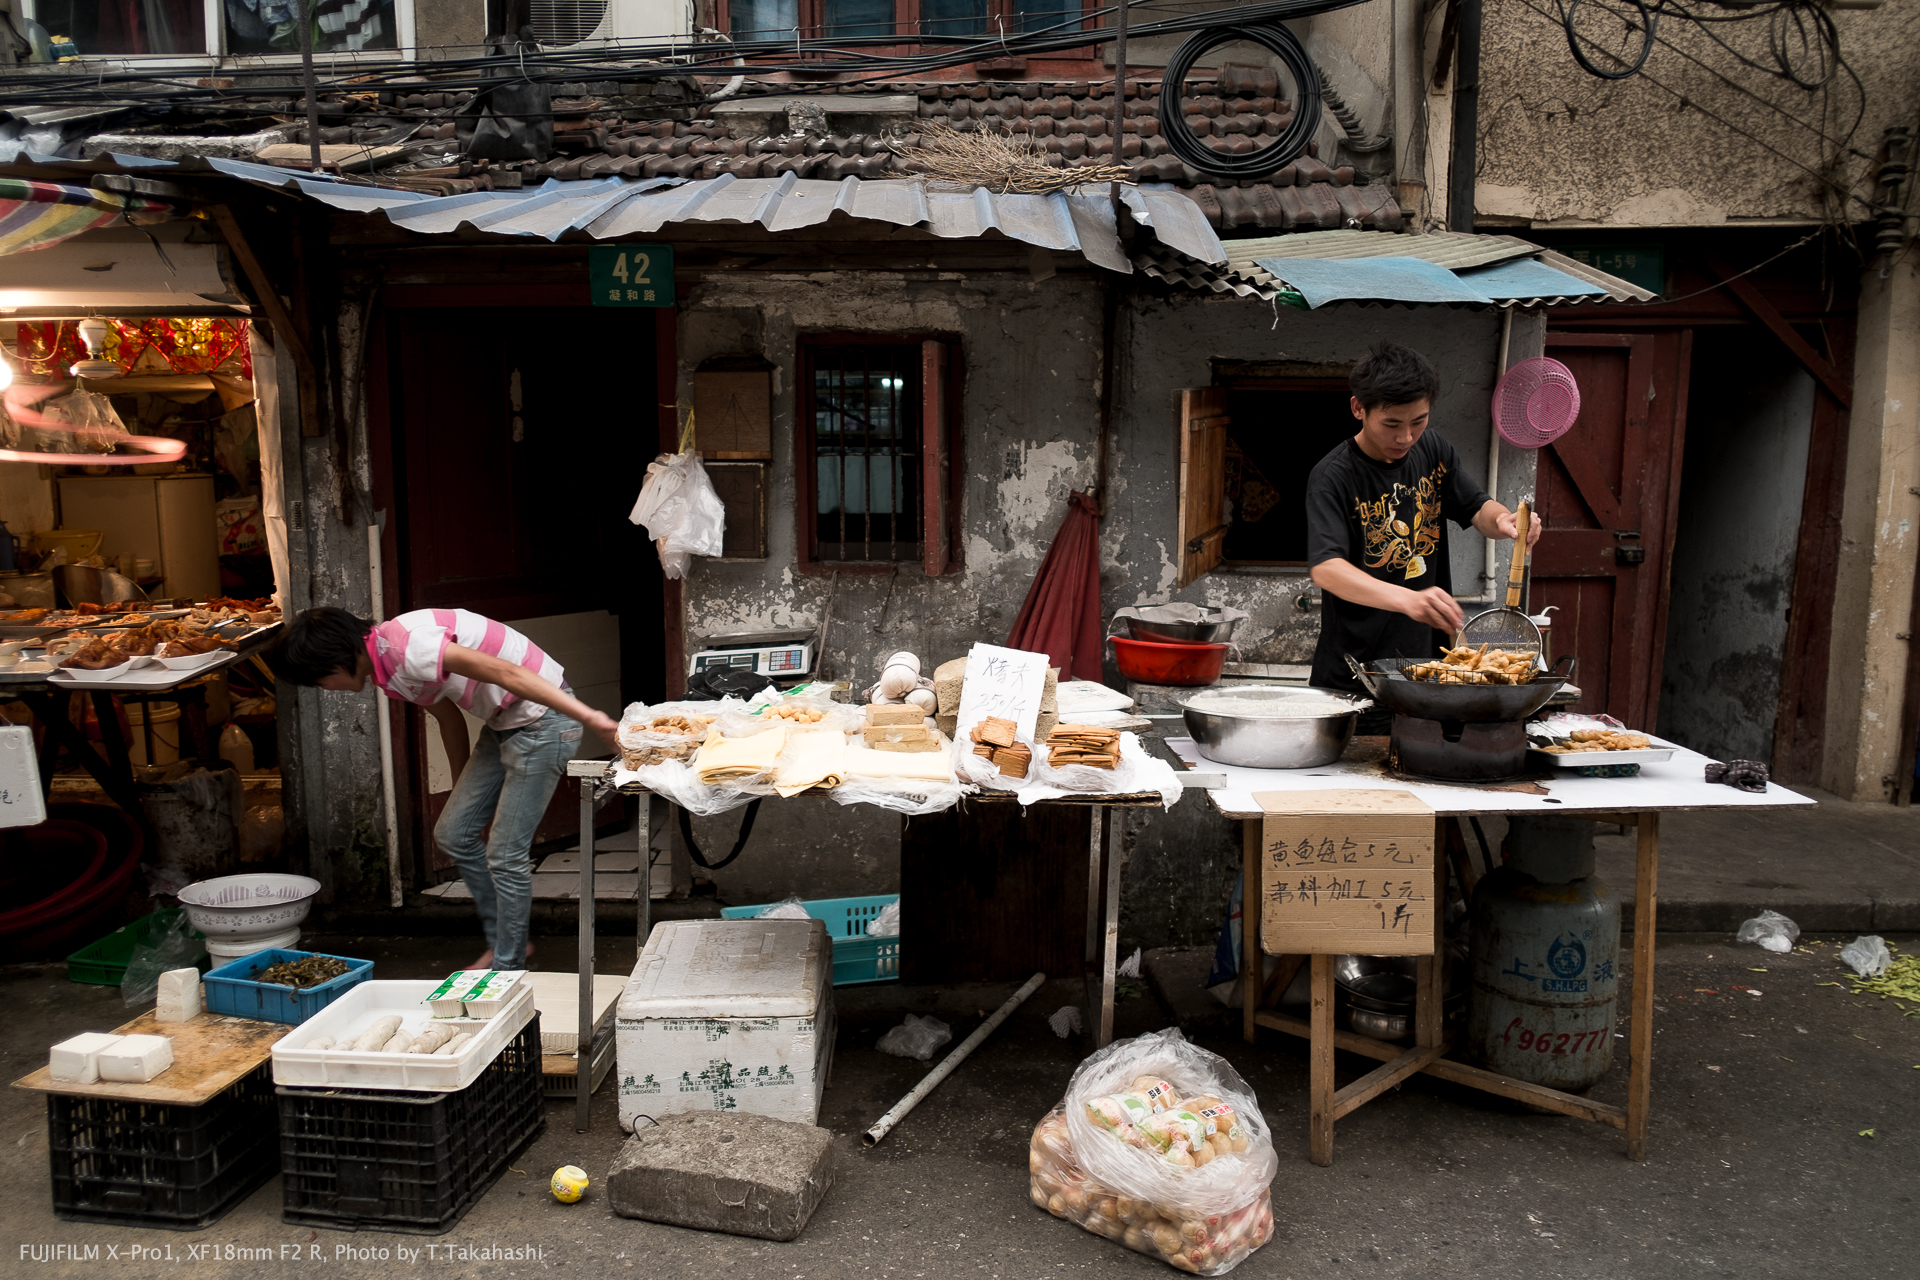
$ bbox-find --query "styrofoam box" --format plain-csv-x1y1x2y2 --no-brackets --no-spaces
617,919,835,1132
271,979,534,1092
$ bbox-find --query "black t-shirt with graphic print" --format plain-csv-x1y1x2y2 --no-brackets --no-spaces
1305,431,1492,694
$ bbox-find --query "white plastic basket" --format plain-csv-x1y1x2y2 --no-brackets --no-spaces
271,979,535,1092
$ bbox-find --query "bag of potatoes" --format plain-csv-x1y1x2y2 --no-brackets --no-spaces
1029,1029,1277,1274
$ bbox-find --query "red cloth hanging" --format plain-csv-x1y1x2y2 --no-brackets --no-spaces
1006,490,1104,682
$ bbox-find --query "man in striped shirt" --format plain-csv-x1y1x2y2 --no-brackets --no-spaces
271,607,620,969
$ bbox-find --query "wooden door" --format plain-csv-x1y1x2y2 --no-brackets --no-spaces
1530,332,1691,728
1177,388,1230,588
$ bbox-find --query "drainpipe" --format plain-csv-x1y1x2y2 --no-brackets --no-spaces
1446,0,1480,233
368,513,402,909
1484,305,1511,598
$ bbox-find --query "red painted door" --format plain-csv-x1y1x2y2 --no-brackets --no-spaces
1530,331,1691,729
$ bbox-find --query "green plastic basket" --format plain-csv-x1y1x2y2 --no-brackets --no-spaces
65,909,207,986
720,894,899,985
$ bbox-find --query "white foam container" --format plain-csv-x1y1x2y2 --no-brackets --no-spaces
616,918,834,1132
271,979,535,1092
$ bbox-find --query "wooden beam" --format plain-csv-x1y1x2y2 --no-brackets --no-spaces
1309,955,1335,1166
207,204,321,439
1627,813,1660,1159
1704,257,1851,408
1332,1043,1449,1119
1259,952,1308,1011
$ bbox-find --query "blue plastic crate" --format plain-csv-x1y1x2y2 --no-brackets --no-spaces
202,949,375,1024
720,894,899,986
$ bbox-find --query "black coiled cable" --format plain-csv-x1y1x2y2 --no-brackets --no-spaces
1156,22,1321,180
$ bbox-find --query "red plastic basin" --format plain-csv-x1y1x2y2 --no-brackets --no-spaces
1111,635,1229,687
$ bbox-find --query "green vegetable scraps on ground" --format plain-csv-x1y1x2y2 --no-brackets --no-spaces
1859,1129,1875,1138
1845,945,1920,1018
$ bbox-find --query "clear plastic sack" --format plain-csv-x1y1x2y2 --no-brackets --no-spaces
1736,908,1800,954
877,1013,951,1061
1840,934,1891,978
755,896,812,921
866,898,902,937
629,450,726,579
617,699,727,770
121,910,206,1007
1030,1029,1278,1275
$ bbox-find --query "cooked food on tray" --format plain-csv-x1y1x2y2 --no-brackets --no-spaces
190,596,281,627
0,608,52,624
156,634,231,659
58,639,126,670
107,626,162,656
1540,728,1652,754
1404,644,1540,685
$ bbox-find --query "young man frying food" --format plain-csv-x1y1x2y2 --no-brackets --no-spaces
270,607,621,968
1305,342,1544,734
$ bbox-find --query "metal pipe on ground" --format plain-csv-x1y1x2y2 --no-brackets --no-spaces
862,971,1046,1146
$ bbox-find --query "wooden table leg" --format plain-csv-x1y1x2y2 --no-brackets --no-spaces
577,775,597,1134
1309,952,1335,1166
1096,806,1123,1049
1242,819,1262,1044
1627,811,1660,1160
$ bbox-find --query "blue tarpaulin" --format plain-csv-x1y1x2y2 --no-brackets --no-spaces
1250,255,1498,308
1460,257,1610,300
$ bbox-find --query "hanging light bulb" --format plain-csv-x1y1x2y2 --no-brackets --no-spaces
69,318,120,380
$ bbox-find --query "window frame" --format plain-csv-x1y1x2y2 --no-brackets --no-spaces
19,0,417,68
795,331,963,577
715,0,1096,48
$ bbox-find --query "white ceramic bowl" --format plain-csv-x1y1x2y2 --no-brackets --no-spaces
177,873,321,938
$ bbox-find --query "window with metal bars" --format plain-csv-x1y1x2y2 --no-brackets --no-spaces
797,336,960,574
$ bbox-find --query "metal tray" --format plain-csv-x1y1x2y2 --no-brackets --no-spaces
1528,736,1677,768
1347,653,1576,723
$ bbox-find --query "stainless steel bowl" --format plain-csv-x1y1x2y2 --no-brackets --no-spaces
1347,1007,1412,1042
1179,686,1363,769
1126,615,1240,644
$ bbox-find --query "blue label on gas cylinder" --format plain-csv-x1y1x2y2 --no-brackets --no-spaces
1541,978,1588,992
1547,935,1588,979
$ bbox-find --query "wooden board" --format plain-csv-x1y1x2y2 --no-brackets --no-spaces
12,1010,286,1106
1255,789,1436,956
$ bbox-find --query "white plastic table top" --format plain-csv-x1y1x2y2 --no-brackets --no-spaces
1169,738,1817,819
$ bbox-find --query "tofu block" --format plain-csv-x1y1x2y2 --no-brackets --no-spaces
425,970,490,1018
49,1032,122,1084
155,967,203,1023
933,657,968,714
935,713,958,738
1041,666,1059,712
865,704,924,728
96,1034,173,1083
462,970,527,1018
864,725,935,751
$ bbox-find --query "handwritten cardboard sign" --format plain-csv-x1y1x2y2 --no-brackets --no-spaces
1254,789,1435,956
953,642,1050,745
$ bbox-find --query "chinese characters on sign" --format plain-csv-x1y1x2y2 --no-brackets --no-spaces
588,245,676,308
1255,789,1435,955
953,642,1051,745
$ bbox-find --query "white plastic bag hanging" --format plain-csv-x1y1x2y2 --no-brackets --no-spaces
629,450,725,579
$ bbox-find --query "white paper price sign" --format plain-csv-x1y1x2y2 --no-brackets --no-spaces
0,725,46,828
953,642,1051,746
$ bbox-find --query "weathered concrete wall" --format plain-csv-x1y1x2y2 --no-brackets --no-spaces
675,271,1523,941
1823,250,1920,802
1658,329,1814,764
1476,5,1920,226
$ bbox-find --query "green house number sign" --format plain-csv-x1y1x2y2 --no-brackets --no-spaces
589,245,674,307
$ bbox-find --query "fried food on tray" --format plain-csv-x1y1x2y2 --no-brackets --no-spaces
1542,729,1652,754
0,608,50,624
1405,643,1540,685
156,634,230,659
58,639,124,670
107,626,161,656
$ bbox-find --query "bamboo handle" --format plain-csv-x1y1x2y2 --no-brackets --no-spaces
1505,500,1531,610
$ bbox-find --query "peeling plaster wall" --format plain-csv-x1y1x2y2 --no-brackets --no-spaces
1658,330,1813,764
1477,5,1920,227
675,273,1524,944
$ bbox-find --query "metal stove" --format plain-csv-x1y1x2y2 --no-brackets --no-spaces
1388,714,1530,782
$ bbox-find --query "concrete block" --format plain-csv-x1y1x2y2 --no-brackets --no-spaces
606,1111,834,1241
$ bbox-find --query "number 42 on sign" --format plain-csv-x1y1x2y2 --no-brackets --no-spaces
589,245,675,308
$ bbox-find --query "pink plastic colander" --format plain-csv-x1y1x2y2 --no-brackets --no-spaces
1492,357,1582,448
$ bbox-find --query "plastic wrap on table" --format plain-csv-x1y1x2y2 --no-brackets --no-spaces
617,699,731,770
964,731,1182,809
613,757,774,816
1029,1030,1277,1274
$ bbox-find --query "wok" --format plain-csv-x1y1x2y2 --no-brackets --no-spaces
1345,653,1575,723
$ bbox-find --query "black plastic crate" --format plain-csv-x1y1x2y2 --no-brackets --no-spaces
277,1016,546,1235
48,1065,278,1230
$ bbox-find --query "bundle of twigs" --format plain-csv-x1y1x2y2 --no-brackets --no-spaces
891,123,1134,195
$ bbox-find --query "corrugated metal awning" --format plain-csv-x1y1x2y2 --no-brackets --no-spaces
1136,228,1653,307
0,143,1230,270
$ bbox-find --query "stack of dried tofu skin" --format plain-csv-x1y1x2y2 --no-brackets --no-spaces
694,723,790,784
863,703,942,752
1046,724,1121,770
773,730,847,797
969,716,1033,778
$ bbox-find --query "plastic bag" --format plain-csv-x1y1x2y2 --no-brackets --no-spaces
1030,1029,1277,1275
618,757,771,816
866,899,902,937
1736,908,1800,953
629,450,726,579
830,768,974,816
1840,934,1891,978
617,699,726,769
121,911,206,1007
28,389,130,455
877,1014,951,1061
755,896,812,921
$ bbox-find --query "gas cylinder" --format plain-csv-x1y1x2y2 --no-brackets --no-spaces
1466,815,1621,1091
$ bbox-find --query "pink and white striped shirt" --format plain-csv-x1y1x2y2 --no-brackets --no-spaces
365,609,566,730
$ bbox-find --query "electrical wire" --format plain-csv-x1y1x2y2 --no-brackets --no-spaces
1156,22,1320,178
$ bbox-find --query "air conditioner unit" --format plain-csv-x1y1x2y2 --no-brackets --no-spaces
527,0,690,48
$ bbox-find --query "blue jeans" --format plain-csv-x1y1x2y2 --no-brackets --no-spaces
435,710,581,969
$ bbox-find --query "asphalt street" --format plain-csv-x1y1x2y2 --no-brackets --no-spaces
3,932,1914,1280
